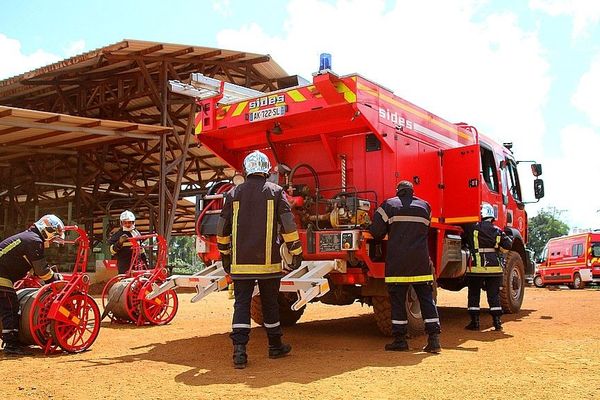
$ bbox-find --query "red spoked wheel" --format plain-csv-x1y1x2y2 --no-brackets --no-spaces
27,283,62,349
124,274,149,325
51,293,100,353
101,275,129,323
141,285,179,325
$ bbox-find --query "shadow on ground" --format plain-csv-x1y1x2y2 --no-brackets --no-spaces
68,306,533,388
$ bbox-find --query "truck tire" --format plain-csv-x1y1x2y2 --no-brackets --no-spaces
250,293,305,327
372,285,436,337
572,273,584,289
500,251,525,313
533,275,545,288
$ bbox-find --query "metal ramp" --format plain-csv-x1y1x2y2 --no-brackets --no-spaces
146,260,341,310
168,73,264,104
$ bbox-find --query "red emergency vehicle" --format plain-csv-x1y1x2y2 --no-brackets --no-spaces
534,232,600,288
171,68,544,335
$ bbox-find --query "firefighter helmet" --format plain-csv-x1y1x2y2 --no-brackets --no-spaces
396,180,414,197
120,210,136,232
34,214,65,242
481,203,495,221
243,151,271,176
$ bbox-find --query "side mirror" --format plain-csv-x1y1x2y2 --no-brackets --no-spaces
533,178,544,199
531,163,542,177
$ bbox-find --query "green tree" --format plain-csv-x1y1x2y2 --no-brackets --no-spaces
528,207,570,257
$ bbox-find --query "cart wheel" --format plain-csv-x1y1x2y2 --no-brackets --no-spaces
51,293,101,353
124,275,147,325
101,275,129,323
28,283,63,348
142,289,179,325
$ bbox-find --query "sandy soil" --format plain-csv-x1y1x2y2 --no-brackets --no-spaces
1,286,599,400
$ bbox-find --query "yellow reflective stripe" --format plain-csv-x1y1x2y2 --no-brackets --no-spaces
0,238,21,258
265,199,274,265
282,231,300,242
110,245,118,255
232,101,248,117
469,266,503,274
288,89,306,102
290,247,303,256
385,274,434,283
0,277,13,288
376,207,389,222
39,271,53,281
495,235,501,249
217,235,231,244
231,263,281,274
334,82,356,103
474,230,481,267
232,201,239,266
219,249,231,255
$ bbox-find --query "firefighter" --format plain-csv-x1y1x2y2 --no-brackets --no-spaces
107,210,147,275
0,215,65,355
369,181,441,353
217,150,303,369
463,203,513,331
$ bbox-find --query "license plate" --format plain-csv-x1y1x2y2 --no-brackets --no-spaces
249,105,286,122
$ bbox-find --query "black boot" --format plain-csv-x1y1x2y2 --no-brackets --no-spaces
492,316,503,331
233,344,247,369
268,337,292,359
423,334,441,354
2,341,31,356
385,336,409,351
465,314,480,331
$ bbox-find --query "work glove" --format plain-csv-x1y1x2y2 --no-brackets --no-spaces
283,254,303,274
221,254,232,274
113,234,128,251
45,272,64,284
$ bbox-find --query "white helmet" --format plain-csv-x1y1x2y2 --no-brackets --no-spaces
120,210,136,231
481,203,495,221
34,214,65,242
243,151,271,176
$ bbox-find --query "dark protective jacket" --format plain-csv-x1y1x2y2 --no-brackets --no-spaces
463,220,513,276
216,175,302,280
0,227,54,288
108,228,146,274
369,194,433,284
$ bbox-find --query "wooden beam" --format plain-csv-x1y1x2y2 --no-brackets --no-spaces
0,144,77,155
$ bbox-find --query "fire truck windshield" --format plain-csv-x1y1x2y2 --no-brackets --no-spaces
592,243,600,257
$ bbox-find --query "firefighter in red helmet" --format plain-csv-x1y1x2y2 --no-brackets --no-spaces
217,150,303,369
0,215,65,355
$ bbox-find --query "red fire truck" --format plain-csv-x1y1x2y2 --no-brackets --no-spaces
534,232,600,288
151,68,544,335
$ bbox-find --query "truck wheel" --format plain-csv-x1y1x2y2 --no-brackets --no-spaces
533,275,545,288
500,251,525,313
372,286,435,337
250,293,305,327
572,273,584,289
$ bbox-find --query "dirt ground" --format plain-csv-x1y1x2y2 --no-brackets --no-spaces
2,286,599,400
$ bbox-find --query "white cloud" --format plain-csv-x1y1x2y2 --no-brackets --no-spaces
541,125,600,229
572,54,600,127
212,0,232,17
529,0,600,38
0,34,61,79
217,0,550,158
64,39,86,57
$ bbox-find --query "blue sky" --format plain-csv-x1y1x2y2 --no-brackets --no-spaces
1,0,600,229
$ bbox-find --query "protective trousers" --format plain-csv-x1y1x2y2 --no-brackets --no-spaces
388,283,441,336
0,287,20,346
230,278,282,346
467,276,503,316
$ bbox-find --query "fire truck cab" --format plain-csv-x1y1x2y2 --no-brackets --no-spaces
535,232,600,288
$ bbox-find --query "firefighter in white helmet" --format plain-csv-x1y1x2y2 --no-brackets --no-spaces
462,203,512,331
217,150,303,369
0,215,65,355
108,210,146,274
